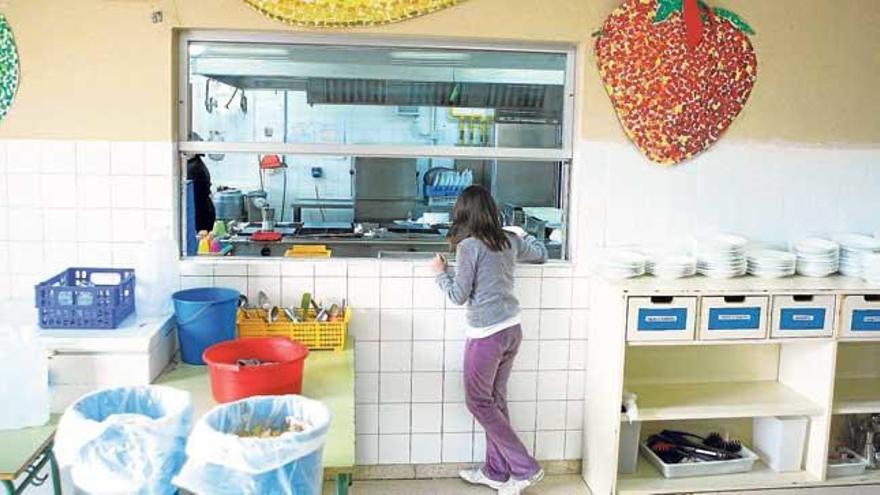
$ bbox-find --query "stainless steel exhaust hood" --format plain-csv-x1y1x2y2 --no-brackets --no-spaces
189,42,567,115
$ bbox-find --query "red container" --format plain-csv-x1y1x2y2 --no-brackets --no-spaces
202,337,309,403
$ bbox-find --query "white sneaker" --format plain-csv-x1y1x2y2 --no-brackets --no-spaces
459,468,507,490
499,469,544,495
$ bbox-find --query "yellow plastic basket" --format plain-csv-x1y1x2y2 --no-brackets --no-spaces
284,245,332,258
237,307,350,351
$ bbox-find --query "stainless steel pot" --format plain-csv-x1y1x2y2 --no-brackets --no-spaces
213,188,245,221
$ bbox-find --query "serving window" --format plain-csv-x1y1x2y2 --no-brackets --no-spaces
177,32,575,259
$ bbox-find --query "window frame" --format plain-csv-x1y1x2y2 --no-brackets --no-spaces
176,30,577,259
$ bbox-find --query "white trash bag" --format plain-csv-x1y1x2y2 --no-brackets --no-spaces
174,395,332,495
55,385,193,495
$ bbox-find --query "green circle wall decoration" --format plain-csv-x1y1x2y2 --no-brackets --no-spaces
0,14,19,122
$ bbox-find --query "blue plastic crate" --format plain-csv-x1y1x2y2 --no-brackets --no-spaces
35,267,136,329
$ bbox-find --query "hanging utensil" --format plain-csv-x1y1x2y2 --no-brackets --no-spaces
268,306,281,324
238,294,252,319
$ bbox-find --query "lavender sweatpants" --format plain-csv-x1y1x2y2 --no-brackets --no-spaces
464,324,541,482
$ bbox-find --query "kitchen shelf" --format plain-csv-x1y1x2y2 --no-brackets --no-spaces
833,377,880,414
585,277,880,494
625,381,824,421
618,460,817,495
627,338,835,347
819,468,880,487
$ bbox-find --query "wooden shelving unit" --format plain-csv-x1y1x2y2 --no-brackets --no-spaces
627,381,824,421
584,276,880,494
618,459,817,495
833,377,880,414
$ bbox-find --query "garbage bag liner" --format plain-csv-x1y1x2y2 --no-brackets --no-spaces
174,395,332,495
55,385,193,495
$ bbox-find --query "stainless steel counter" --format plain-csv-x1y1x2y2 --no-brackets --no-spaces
227,233,450,257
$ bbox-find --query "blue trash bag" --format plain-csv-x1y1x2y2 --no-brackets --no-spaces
54,385,193,495
173,395,332,495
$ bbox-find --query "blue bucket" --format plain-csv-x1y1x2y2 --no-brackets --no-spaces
172,287,239,365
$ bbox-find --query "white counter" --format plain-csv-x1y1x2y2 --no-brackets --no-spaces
6,306,180,413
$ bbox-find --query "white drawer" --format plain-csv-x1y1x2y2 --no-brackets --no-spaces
840,295,880,339
626,296,697,342
699,296,769,340
770,294,835,338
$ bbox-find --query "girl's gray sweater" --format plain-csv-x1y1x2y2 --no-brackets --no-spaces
435,233,548,328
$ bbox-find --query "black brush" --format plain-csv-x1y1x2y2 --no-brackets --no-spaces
704,432,743,454
662,429,743,455
656,431,741,460
647,436,686,464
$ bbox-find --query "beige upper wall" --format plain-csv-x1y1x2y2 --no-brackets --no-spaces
0,0,878,143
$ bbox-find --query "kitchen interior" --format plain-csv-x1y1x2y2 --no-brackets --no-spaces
186,42,568,259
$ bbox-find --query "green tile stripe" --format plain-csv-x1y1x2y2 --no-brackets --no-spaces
0,14,20,121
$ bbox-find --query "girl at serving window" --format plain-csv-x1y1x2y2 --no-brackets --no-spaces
431,185,548,495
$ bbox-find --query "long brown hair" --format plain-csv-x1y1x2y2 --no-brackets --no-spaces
447,185,511,252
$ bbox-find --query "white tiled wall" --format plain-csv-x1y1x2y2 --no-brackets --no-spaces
575,141,880,249
4,137,879,469
178,259,590,465
0,139,175,299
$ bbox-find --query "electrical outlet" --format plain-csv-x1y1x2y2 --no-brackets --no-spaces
311,167,323,179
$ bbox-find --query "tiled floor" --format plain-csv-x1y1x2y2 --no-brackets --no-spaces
325,477,880,495
324,475,588,494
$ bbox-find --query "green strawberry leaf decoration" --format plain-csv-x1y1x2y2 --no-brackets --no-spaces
712,7,756,35
654,0,755,35
0,14,20,122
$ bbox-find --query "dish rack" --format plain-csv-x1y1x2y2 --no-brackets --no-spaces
237,307,350,351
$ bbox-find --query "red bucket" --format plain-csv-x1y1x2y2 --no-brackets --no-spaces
202,337,309,403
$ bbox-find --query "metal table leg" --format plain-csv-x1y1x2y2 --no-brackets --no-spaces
2,442,59,495
48,451,61,495
335,473,351,495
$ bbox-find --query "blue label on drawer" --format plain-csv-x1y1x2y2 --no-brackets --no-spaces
780,308,826,330
637,308,688,331
708,307,761,330
852,310,880,332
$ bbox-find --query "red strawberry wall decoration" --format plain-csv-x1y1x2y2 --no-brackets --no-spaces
595,0,758,165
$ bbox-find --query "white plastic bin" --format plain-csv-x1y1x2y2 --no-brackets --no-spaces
770,294,835,338
618,420,641,474
840,295,880,339
626,296,697,342
699,296,768,340
752,416,808,472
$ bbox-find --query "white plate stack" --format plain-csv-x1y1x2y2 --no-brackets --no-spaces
747,249,797,278
596,249,647,279
863,254,880,285
794,238,840,277
695,234,748,278
646,254,697,279
836,234,880,277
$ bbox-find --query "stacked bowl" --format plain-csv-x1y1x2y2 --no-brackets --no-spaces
836,234,880,277
794,238,840,277
695,234,748,278
596,249,647,279
646,254,698,280
747,249,797,278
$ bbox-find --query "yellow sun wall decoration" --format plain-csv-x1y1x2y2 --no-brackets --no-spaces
242,0,467,27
